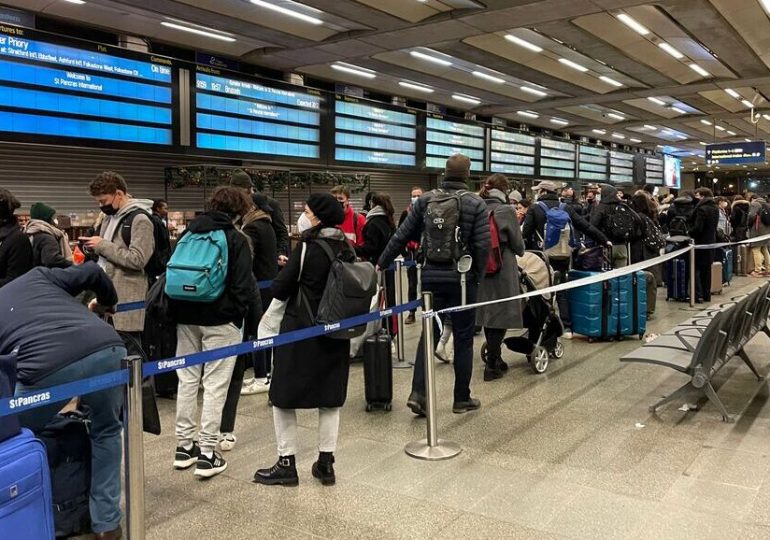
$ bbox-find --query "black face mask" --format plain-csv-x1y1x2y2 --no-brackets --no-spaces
100,204,118,216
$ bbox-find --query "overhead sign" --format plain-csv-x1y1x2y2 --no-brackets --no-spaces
706,141,766,165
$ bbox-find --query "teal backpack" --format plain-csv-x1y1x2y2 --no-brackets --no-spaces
165,229,228,302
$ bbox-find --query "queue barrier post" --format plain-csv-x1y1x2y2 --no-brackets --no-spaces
689,239,696,308
123,356,146,540
393,260,410,369
405,291,462,461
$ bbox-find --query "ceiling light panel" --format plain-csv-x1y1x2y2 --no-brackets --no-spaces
558,58,589,72
504,34,543,53
725,88,741,98
452,94,481,105
689,63,710,77
248,0,323,25
517,111,539,119
658,42,684,59
599,75,623,87
616,13,650,35
472,70,505,84
398,81,433,93
160,22,236,42
331,62,376,79
409,50,452,66
520,86,547,97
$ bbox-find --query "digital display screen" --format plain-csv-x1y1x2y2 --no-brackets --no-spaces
579,145,608,181
664,155,681,188
425,114,485,172
610,150,634,184
0,26,173,145
489,127,535,175
334,96,417,166
706,141,766,165
646,156,664,185
194,68,322,159
540,138,576,179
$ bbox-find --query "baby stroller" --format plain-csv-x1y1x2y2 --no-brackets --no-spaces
481,251,564,374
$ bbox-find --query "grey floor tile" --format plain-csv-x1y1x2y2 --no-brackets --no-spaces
684,446,770,490
635,506,770,540
432,512,567,540
661,475,759,520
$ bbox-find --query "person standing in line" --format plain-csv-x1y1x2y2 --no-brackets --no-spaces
0,188,33,287
476,175,525,381
170,186,259,479
377,154,491,416
731,195,750,243
589,184,639,268
24,202,72,269
399,186,424,325
254,194,351,487
330,185,366,246
747,194,770,276
688,187,720,302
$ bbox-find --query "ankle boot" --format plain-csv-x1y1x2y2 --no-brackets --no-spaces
253,455,298,486
311,452,336,486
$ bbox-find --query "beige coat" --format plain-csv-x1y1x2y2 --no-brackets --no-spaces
94,202,155,331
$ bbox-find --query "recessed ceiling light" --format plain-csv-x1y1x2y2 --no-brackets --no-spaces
725,88,740,99
612,133,625,139
761,0,770,15
452,94,481,105
248,0,323,25
746,138,752,142
520,86,548,97
742,99,754,108
647,97,666,106
715,125,725,131
409,50,452,66
699,141,708,145
763,114,770,121
616,13,650,35
643,124,657,130
160,22,236,42
700,119,712,125
331,62,376,79
472,70,505,84
607,113,625,120
517,111,539,119
599,75,623,87
398,81,433,93
550,118,569,126
727,130,736,135
559,58,589,72
504,34,543,53
670,106,687,114
658,42,684,59
62,0,86,3
630,138,642,143
689,63,710,77
592,129,606,135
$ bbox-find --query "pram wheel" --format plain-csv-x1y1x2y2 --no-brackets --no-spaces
529,346,549,374
480,342,489,365
550,339,564,359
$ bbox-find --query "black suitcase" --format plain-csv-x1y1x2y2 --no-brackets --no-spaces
363,330,393,412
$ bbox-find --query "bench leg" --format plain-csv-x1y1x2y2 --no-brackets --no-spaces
738,349,764,381
763,326,770,340
702,381,734,423
650,382,693,414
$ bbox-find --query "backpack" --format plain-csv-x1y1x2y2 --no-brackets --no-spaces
606,203,638,242
760,206,770,227
421,189,469,264
667,213,690,237
485,209,503,276
642,215,666,251
537,202,574,260
165,229,229,302
299,239,377,340
120,210,171,279
37,409,92,538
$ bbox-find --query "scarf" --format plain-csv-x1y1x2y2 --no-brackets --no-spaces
242,208,272,227
365,205,386,223
25,219,73,262
98,198,153,269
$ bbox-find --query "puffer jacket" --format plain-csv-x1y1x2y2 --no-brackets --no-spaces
377,178,490,285
731,199,750,241
661,194,694,230
748,198,770,238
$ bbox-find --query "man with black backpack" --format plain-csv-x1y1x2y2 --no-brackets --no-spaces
590,184,642,268
378,154,490,415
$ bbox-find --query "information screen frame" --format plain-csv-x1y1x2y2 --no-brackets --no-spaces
705,141,767,166
578,144,609,182
488,126,536,176
424,113,486,173
609,150,634,184
539,137,576,179
663,154,681,188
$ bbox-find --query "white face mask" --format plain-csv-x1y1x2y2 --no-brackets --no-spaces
411,196,419,205
297,213,313,233
53,218,59,226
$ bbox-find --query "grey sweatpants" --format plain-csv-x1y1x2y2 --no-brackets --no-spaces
272,407,341,457
175,323,241,452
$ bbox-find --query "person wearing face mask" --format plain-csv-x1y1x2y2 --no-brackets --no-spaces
24,202,73,269
79,172,155,337
0,187,33,288
397,187,425,324
330,185,366,246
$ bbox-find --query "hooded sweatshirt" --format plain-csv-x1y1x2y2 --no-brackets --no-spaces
25,218,73,268
0,216,33,288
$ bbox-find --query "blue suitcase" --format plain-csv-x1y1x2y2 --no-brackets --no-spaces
722,248,733,285
569,270,646,340
666,257,688,301
615,272,647,338
0,352,20,443
0,428,55,539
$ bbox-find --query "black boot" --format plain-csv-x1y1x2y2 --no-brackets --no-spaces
311,452,336,486
253,455,298,486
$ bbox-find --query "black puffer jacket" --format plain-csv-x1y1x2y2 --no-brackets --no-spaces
730,199,750,241
377,179,490,285
0,218,33,288
356,211,394,263
590,185,642,243
661,194,695,230
522,192,608,250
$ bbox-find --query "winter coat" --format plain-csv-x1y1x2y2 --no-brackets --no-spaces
355,206,394,263
689,197,720,266
476,190,525,329
748,198,770,239
731,200,750,241
661,195,694,231
340,205,366,247
256,193,289,257
0,217,32,288
25,219,72,269
94,199,155,332
378,178,491,286
242,208,278,308
169,211,259,332
523,192,608,250
590,185,642,245
269,227,351,409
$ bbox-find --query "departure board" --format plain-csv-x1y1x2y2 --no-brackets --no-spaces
539,138,576,179
194,67,322,159
425,114,485,172
489,127,535,175
578,145,608,181
334,95,417,167
610,150,634,184
0,25,174,146
646,156,664,185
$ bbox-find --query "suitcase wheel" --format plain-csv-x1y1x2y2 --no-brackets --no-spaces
385,403,392,412
480,342,488,365
365,403,373,412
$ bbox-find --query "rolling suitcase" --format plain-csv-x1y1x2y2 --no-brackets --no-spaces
616,271,647,338
711,261,724,295
666,257,688,301
737,244,754,276
0,352,20,443
363,330,392,412
568,270,614,341
0,428,55,539
722,248,733,285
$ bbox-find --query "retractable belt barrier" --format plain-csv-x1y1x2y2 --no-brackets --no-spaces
694,231,770,250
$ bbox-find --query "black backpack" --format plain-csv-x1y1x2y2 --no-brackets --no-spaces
120,210,171,279
760,206,770,227
668,214,690,237
421,189,469,264
606,203,639,243
38,409,91,538
642,215,666,251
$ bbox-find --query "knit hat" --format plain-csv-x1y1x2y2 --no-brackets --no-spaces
252,192,272,213
532,180,557,192
30,202,56,223
228,170,254,189
445,154,471,180
509,190,523,203
307,193,345,226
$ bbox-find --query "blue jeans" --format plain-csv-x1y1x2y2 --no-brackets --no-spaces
412,281,477,402
16,346,126,534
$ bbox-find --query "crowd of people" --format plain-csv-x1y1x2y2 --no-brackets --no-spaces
0,157,767,538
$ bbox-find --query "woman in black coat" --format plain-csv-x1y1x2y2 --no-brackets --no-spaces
255,193,350,488
24,202,72,269
688,188,720,302
0,188,32,288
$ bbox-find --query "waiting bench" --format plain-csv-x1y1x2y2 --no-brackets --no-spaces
621,282,770,422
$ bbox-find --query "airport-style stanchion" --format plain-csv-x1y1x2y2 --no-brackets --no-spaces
405,291,462,461
689,238,696,308
393,260,410,369
123,356,146,540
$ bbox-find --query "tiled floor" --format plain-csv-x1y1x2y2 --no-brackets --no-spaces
143,277,770,539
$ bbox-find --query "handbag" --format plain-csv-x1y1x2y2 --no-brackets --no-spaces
116,330,162,436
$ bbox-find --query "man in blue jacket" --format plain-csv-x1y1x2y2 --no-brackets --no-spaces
0,262,125,540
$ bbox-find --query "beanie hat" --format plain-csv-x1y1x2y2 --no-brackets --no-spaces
307,193,345,227
509,190,523,203
445,154,471,180
228,170,254,189
252,192,272,213
30,202,56,223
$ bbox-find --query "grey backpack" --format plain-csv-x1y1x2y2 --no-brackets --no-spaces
421,189,469,264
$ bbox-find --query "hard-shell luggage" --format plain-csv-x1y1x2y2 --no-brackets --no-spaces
737,244,754,276
711,262,724,295
613,271,647,338
363,330,392,412
722,248,733,285
0,428,55,539
666,257,688,301
568,270,646,340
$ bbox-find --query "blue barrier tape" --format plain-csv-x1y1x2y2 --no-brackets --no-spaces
0,369,129,418
116,301,146,313
143,299,421,377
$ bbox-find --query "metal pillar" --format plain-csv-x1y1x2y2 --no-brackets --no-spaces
689,239,696,308
123,356,145,540
405,292,462,461
393,260,409,369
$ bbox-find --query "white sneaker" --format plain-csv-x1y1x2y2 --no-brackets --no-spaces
241,377,270,395
435,343,451,363
562,331,574,340
219,433,237,452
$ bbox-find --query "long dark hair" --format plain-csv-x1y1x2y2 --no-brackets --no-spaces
479,174,510,200
371,192,395,230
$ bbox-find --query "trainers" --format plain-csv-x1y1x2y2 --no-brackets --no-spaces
173,442,201,470
253,455,299,486
194,451,228,479
405,313,416,325
562,330,574,340
453,398,481,414
241,377,270,395
435,343,451,363
407,392,426,416
220,433,237,452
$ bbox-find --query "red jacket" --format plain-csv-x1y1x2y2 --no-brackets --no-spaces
340,206,366,246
